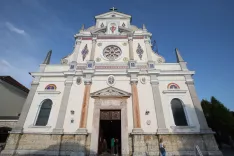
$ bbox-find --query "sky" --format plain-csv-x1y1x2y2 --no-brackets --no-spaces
0,0,234,110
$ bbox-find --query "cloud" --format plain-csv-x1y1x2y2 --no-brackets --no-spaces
5,22,26,35
0,59,12,72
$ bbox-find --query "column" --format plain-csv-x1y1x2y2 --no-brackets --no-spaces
185,77,212,133
150,75,169,134
128,34,134,60
53,76,73,133
77,80,91,133
89,36,97,61
12,78,40,133
145,39,153,61
131,81,143,132
72,39,82,62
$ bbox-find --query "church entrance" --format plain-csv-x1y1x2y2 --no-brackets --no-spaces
98,110,121,155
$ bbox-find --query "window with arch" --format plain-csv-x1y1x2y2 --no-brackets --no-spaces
45,84,57,90
167,83,180,89
35,99,52,126
171,98,188,126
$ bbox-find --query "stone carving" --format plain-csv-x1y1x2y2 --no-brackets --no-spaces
140,77,146,84
97,43,102,46
100,23,104,28
61,58,68,64
107,75,115,86
76,77,82,85
81,44,89,61
122,23,126,27
91,86,131,97
136,43,144,60
123,57,128,62
96,57,101,62
100,111,120,120
103,45,122,61
146,120,151,125
122,42,127,46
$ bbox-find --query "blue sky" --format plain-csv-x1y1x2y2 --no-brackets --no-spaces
0,0,234,110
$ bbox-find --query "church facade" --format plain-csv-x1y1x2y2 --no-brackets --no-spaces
2,9,222,156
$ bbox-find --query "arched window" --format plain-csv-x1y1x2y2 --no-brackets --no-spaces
35,99,52,126
171,98,188,126
167,83,180,89
45,84,57,90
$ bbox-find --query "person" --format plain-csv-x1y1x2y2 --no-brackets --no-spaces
102,139,107,153
111,137,115,154
159,138,166,156
115,138,119,155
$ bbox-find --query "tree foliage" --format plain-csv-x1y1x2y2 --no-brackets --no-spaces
201,96,234,144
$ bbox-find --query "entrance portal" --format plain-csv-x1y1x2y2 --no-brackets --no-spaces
98,110,121,155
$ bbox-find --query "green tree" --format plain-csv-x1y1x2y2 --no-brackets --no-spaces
201,96,234,144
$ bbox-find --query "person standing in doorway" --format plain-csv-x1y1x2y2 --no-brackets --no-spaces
111,137,115,154
115,138,119,155
159,138,166,156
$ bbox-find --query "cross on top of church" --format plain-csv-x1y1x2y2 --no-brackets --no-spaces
110,7,117,11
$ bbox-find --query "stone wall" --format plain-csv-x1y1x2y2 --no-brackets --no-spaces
0,121,17,129
1,133,91,156
1,133,222,156
129,134,222,156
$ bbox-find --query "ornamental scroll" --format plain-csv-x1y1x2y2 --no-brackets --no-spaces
100,111,121,120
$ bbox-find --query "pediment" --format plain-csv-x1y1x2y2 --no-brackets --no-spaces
91,87,131,98
95,11,131,19
91,27,107,34
118,26,133,33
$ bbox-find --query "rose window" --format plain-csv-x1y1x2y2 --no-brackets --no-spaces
103,45,122,60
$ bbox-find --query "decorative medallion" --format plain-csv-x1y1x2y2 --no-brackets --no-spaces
136,43,144,60
81,44,89,61
122,23,125,27
61,59,68,64
107,75,115,86
103,45,122,61
140,77,146,84
122,42,127,46
101,23,104,28
97,43,102,46
96,57,101,62
76,77,82,85
146,120,151,125
157,58,163,63
123,57,128,62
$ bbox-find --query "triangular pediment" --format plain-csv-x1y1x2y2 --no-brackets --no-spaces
95,11,131,19
91,87,131,98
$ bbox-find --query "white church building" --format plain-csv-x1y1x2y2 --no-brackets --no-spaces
2,8,222,156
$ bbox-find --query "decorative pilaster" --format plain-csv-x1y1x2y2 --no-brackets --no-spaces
150,75,169,134
53,76,73,133
128,34,134,60
70,39,82,70
90,36,97,61
144,38,153,61
12,78,40,133
131,80,143,133
185,77,212,133
77,80,91,134
72,39,82,62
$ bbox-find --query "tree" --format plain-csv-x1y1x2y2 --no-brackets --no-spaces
201,96,234,145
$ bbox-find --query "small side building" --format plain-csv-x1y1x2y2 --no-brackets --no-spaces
0,76,29,151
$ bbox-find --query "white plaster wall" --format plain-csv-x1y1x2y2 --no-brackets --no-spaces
63,76,85,132
137,76,158,133
156,64,182,70
44,65,69,72
23,77,65,133
158,76,200,133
